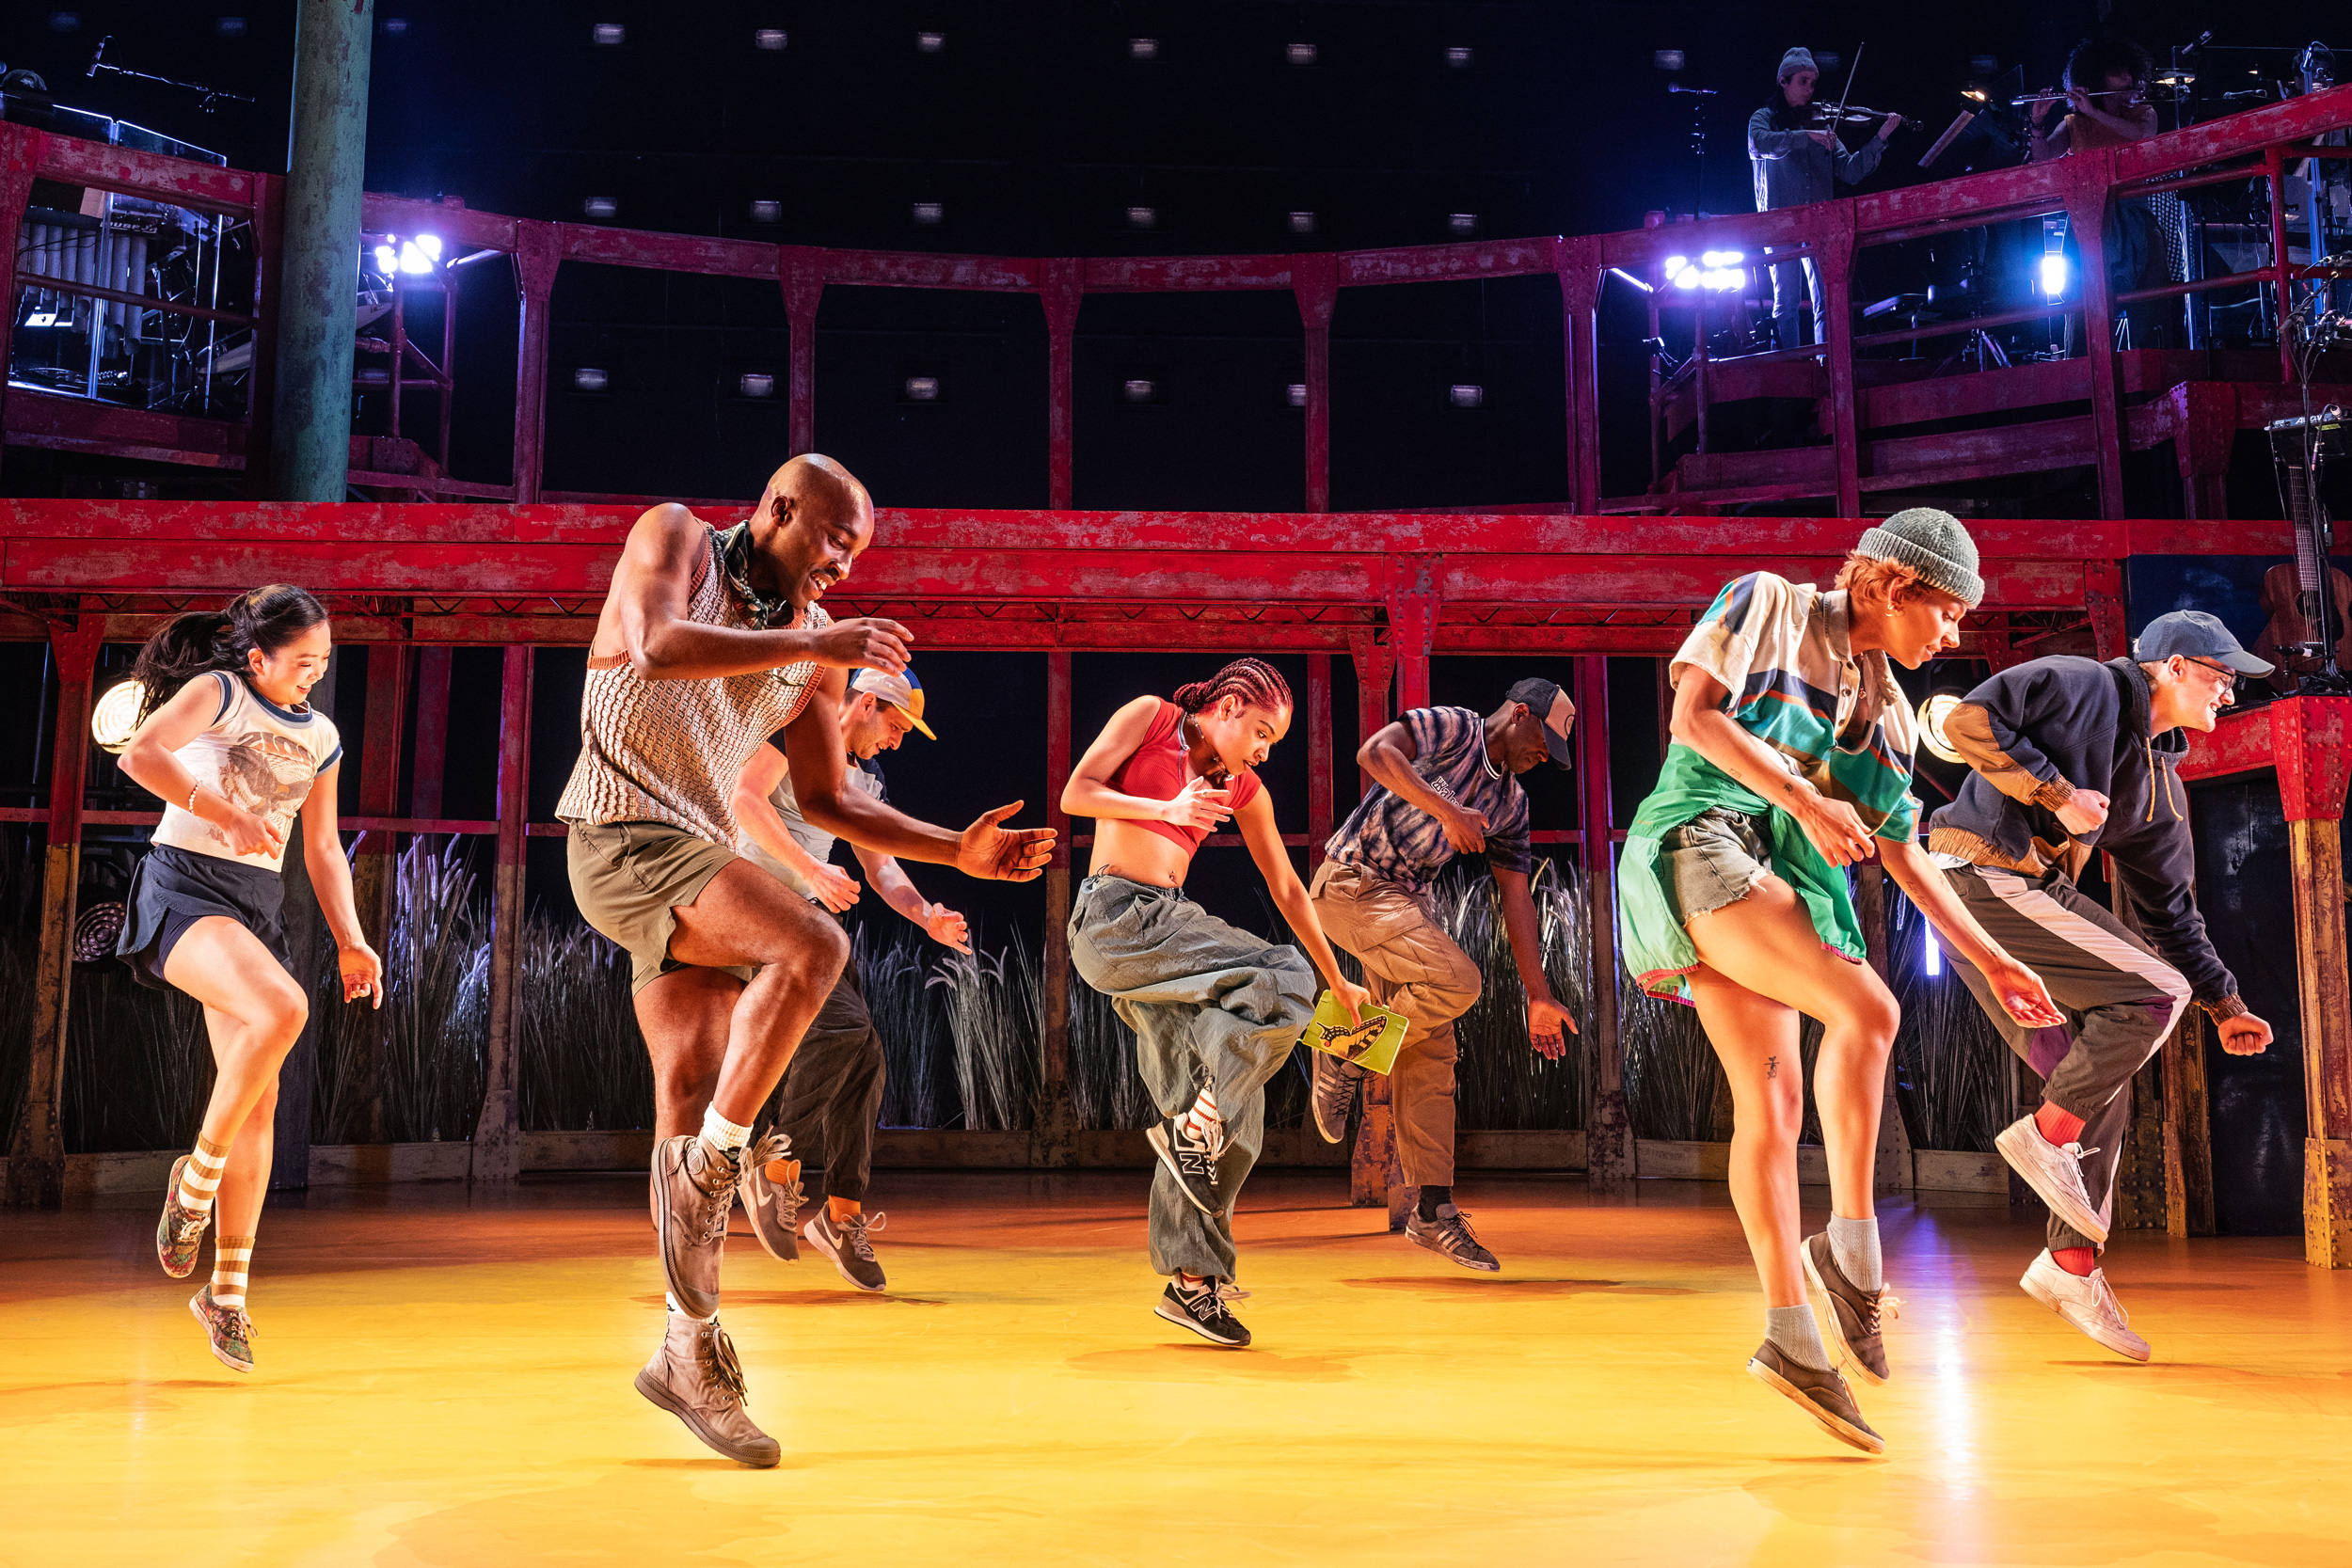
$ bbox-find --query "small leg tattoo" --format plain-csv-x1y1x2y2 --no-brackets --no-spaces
1766,1055,1779,1080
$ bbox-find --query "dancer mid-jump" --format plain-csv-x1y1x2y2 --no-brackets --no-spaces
1062,659,1369,1348
1618,510,2062,1455
121,586,383,1374
558,454,1052,1465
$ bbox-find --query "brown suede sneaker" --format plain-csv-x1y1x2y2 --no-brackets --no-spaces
1802,1231,1898,1386
634,1312,780,1467
1746,1340,1885,1455
653,1134,741,1321
156,1156,208,1279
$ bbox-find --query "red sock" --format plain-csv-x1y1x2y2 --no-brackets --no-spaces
2052,1245,2097,1277
2034,1101,2086,1146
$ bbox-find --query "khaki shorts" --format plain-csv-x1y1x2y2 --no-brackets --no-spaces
566,820,757,994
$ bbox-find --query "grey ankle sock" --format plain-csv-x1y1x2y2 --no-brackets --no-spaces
1828,1214,1883,1292
1765,1305,1831,1370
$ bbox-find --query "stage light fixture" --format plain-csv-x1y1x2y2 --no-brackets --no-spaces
738,373,775,399
382,17,408,36
2038,253,2070,297
1817,52,1841,71
903,375,941,402
1126,205,1158,230
572,368,610,393
373,244,398,274
1448,213,1478,236
912,201,944,225
592,23,624,45
1700,267,1745,291
1969,55,1999,76
1287,383,1308,407
1700,249,1744,266
1924,926,1943,976
749,198,782,223
583,197,618,219
49,12,78,33
216,17,246,37
1449,384,1485,409
1919,693,1965,763
1286,42,1317,67
1129,38,1159,61
1288,211,1315,234
1607,266,1654,293
1664,255,1687,273
1445,47,1473,68
1122,377,1160,404
1963,88,1987,102
1654,50,1684,71
916,31,945,54
1672,264,1702,290
755,28,787,51
397,235,441,275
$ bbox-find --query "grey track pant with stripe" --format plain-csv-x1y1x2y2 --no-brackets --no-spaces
1939,863,2193,1256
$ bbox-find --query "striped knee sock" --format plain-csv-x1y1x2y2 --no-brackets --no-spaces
212,1235,254,1311
1178,1084,1221,1149
178,1135,230,1216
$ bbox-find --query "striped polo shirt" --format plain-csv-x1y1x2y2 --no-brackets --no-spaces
1324,705,1532,895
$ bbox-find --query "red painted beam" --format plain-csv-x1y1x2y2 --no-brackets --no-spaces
28,123,258,215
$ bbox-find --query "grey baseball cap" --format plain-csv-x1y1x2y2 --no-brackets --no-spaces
1505,677,1575,769
2134,610,2274,676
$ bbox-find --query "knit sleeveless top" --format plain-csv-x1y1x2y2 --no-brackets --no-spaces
555,523,830,845
1103,700,1263,853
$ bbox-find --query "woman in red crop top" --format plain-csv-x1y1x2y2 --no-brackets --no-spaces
1061,658,1369,1348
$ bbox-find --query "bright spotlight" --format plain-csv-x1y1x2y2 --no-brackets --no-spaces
397,240,434,275
1663,255,1687,273
1919,693,1965,763
373,244,397,274
2038,253,2070,297
1700,267,1746,291
1672,265,1702,290
1606,266,1655,293
1924,925,1943,977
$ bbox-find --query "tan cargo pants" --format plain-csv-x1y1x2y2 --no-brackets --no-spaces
1308,859,1483,1185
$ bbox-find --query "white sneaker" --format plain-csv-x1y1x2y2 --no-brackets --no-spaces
2020,1249,2150,1362
1994,1116,2109,1245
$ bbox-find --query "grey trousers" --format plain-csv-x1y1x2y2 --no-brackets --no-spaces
1941,863,2193,1255
1067,874,1317,1281
770,957,886,1203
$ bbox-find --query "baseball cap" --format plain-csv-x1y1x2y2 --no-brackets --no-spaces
2133,610,2274,676
1504,676,1575,770
850,667,936,738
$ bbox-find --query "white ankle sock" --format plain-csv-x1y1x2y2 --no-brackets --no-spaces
1828,1214,1883,1292
698,1106,752,1163
665,1291,717,1324
1766,1305,1831,1370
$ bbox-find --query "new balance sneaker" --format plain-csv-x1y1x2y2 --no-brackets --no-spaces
1309,1051,1361,1145
653,1134,742,1321
187,1285,254,1373
1155,1277,1250,1347
739,1133,803,1264
1746,1340,1884,1455
803,1209,888,1292
1802,1231,1899,1385
634,1312,781,1467
156,1156,209,1279
1406,1202,1501,1272
2020,1248,2151,1362
1146,1117,1222,1216
1994,1115,2110,1245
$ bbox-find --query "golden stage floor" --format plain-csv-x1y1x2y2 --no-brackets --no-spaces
2,1169,2346,1567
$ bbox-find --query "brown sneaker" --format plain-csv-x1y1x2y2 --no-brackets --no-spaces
654,1134,741,1320
1745,1340,1884,1455
633,1312,780,1467
187,1285,255,1373
1802,1232,1898,1386
156,1156,209,1279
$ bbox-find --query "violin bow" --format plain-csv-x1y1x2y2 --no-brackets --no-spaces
1828,42,1865,130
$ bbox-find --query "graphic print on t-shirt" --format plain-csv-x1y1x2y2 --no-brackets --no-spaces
206,727,325,851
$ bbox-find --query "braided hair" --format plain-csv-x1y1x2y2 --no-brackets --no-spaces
130,584,328,723
1171,657,1292,718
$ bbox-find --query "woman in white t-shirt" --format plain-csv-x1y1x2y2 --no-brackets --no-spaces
114,585,383,1373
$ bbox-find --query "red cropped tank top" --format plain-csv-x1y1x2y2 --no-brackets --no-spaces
1104,700,1263,854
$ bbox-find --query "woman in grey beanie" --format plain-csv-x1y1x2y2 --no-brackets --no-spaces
1618,508,2060,1454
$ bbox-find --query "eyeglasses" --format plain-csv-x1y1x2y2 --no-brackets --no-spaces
2184,657,2242,691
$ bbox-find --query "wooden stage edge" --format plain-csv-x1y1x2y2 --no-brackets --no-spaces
7,1131,2010,1197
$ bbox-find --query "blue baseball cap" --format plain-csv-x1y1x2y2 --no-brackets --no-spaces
2133,610,2273,676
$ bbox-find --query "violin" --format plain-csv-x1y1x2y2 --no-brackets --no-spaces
1805,103,1912,132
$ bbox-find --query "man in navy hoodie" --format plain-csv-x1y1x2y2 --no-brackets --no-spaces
1926,610,2275,1360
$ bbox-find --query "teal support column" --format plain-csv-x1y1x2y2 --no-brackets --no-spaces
269,0,373,501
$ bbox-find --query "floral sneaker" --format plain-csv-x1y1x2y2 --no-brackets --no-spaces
156,1156,209,1279
188,1285,255,1373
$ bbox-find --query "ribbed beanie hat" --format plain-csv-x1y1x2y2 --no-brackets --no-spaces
1778,46,1818,82
1852,508,1984,608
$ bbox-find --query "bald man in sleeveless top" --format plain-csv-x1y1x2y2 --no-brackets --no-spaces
557,454,1054,1465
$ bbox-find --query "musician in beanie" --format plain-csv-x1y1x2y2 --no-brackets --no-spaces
1747,46,1901,349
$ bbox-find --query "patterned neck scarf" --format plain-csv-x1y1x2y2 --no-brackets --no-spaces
717,521,794,630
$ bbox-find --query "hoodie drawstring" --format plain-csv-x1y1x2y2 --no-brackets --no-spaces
2145,736,2182,824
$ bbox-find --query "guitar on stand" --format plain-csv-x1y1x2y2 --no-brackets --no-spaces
2253,403,2351,693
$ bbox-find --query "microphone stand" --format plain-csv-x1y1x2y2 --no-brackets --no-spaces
1668,84,1718,222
